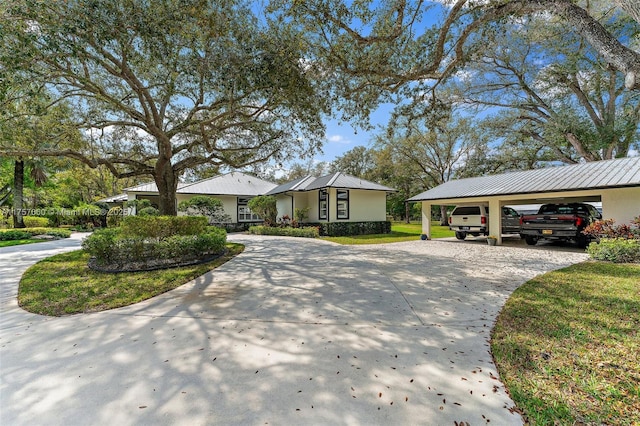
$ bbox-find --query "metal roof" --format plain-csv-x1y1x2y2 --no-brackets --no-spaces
267,172,396,195
125,172,277,196
408,157,640,202
98,193,128,203
177,172,277,196
124,181,191,193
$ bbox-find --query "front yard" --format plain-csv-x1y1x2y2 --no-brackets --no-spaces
321,221,453,244
492,261,640,424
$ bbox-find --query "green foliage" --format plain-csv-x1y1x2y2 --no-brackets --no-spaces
0,227,71,240
121,215,208,240
248,225,319,238
23,216,50,227
106,206,124,228
82,226,227,268
247,196,277,226
0,230,32,241
137,206,159,216
587,238,640,263
294,207,310,223
308,221,391,237
178,196,231,224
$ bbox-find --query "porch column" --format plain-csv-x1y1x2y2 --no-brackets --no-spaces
421,202,432,239
488,198,502,245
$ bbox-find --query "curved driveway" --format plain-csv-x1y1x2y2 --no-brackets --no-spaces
0,233,588,425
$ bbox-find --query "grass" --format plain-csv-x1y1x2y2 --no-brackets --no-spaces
491,261,640,425
321,222,454,244
0,239,43,248
18,243,244,316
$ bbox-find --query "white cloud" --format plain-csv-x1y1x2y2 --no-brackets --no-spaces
327,135,351,144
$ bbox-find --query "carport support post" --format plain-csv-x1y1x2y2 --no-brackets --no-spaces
488,199,502,245
421,202,432,239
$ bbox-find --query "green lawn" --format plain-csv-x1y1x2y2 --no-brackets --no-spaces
0,239,43,248
321,222,453,245
491,261,640,425
18,243,244,316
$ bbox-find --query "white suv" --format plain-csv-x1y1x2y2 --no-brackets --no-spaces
448,205,521,240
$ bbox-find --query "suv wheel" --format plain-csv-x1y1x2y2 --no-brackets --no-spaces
525,236,538,246
455,231,467,240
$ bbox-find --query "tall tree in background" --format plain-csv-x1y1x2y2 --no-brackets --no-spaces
451,7,639,164
381,107,485,223
275,0,640,131
2,0,327,215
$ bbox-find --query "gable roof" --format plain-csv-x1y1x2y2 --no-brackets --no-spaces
267,172,396,195
408,156,640,202
125,172,277,196
178,172,276,196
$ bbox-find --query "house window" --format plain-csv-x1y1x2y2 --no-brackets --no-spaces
337,190,349,219
237,197,261,222
319,189,328,220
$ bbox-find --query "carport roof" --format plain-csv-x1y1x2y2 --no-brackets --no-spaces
408,157,640,202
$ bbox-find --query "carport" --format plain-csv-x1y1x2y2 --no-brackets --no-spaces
408,157,640,245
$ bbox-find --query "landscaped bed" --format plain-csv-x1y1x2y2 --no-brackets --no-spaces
491,261,640,425
18,243,244,316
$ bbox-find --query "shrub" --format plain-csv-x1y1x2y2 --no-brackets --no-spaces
247,196,277,226
23,216,50,227
0,230,32,241
587,238,640,263
583,217,640,240
178,196,231,224
294,207,310,224
121,215,208,239
107,206,124,228
137,206,160,216
248,225,319,238
45,229,72,238
307,221,391,237
83,227,227,269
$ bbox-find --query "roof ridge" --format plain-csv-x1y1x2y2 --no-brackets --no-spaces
326,172,341,187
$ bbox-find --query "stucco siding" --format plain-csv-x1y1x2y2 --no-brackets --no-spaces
601,187,640,224
348,190,387,221
276,195,293,220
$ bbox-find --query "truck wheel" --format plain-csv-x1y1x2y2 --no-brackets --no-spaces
576,235,589,249
525,236,538,246
455,231,467,240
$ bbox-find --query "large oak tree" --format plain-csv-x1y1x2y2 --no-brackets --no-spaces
1,0,327,214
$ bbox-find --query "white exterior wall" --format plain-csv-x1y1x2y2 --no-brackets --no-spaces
347,190,387,221
601,187,640,224
276,195,293,220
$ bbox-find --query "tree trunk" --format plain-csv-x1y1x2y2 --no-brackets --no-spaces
440,205,448,226
13,159,25,228
154,161,178,215
405,201,410,223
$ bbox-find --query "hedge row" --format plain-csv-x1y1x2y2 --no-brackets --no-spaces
587,238,640,263
306,221,391,237
248,226,319,238
82,226,227,268
120,215,208,239
0,228,71,241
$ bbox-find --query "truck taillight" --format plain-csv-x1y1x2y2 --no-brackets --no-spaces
481,216,486,225
520,216,524,225
575,217,583,227
448,216,451,224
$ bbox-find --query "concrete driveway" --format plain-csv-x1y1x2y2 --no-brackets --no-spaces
0,234,589,425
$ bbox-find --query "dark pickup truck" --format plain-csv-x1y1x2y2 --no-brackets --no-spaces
520,203,602,247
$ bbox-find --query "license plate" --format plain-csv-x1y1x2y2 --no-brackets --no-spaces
460,226,470,230
542,229,553,235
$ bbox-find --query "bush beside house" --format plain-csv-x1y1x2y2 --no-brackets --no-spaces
584,217,640,263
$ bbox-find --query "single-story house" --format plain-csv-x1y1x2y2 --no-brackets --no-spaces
125,172,277,224
121,171,396,227
408,156,640,245
266,172,396,223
